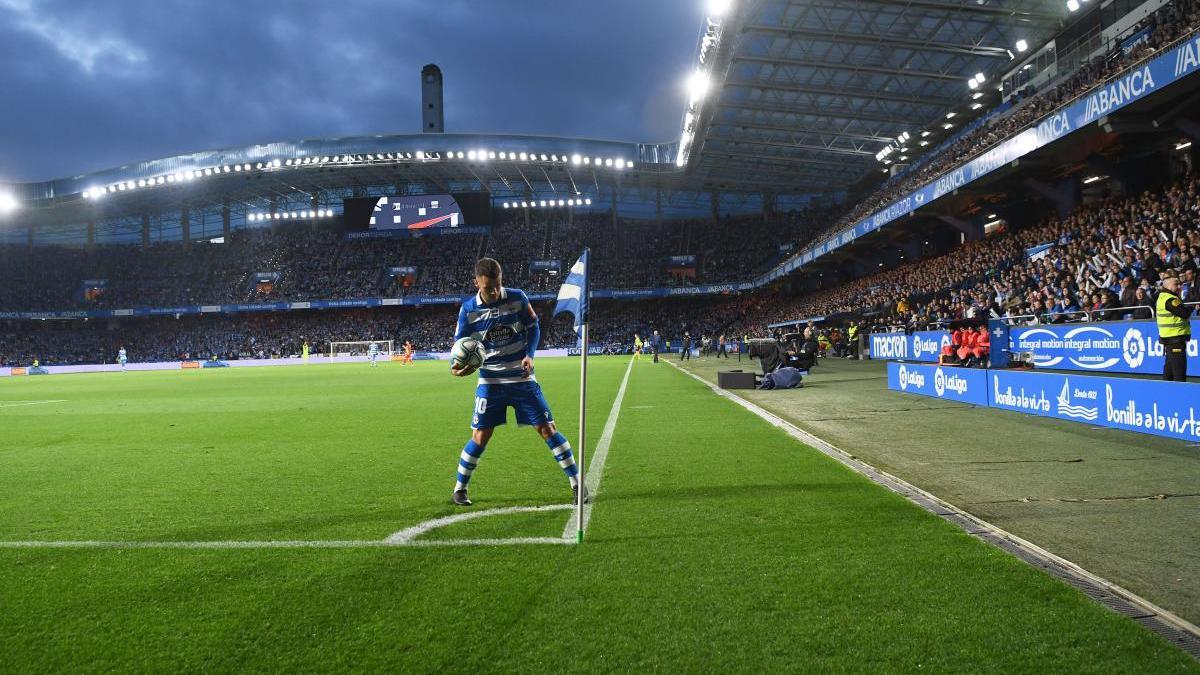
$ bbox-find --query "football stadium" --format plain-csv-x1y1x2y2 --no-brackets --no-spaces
3,0,1200,671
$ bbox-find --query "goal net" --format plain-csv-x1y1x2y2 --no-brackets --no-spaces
329,340,394,358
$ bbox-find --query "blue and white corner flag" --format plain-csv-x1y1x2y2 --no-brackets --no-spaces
555,249,593,543
553,248,590,336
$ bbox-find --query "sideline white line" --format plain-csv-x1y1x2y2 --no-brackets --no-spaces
0,537,571,550
667,360,1200,645
386,504,573,543
0,400,67,409
562,356,636,540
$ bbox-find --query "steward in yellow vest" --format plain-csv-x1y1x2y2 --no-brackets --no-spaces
1156,275,1193,382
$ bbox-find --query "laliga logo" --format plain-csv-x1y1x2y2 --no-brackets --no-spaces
911,335,941,358
1122,328,1145,369
934,367,970,397
897,365,925,391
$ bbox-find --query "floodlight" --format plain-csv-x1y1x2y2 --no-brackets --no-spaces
687,70,710,101
708,0,732,16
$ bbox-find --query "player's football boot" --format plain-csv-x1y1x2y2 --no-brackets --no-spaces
451,489,472,506
572,484,590,505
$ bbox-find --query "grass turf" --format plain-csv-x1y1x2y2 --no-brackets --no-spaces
680,354,1200,628
0,358,1195,672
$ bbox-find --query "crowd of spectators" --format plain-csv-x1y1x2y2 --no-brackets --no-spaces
753,176,1200,332
0,203,842,312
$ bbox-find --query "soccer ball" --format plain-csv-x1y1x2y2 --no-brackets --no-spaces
451,337,484,370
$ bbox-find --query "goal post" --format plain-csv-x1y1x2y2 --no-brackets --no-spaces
329,340,394,358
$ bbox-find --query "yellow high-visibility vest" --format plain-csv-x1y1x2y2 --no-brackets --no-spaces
1156,291,1190,339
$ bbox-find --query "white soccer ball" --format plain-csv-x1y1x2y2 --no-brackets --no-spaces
451,337,484,370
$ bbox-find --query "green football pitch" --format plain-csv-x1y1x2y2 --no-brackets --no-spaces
1,358,1196,672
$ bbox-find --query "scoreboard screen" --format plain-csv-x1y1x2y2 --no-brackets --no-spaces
343,193,490,230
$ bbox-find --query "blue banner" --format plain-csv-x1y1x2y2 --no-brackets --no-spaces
887,362,989,406
567,346,608,356
0,283,745,320
1010,320,1200,375
989,369,1200,443
666,255,697,267
870,331,951,362
988,320,1011,369
757,29,1200,287
1121,26,1154,56
889,365,1200,443
388,266,417,276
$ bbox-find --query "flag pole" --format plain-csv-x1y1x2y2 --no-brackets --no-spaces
573,249,588,542
576,321,587,543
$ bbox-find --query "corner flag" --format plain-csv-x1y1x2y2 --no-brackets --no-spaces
553,249,590,542
553,248,590,337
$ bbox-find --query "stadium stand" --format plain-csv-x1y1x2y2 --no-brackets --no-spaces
0,205,839,310
754,175,1200,331
4,172,1199,367
793,0,1200,248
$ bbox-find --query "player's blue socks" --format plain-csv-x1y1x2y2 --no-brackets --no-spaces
545,432,579,487
454,439,486,491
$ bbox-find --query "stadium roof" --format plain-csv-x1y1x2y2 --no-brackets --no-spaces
4,133,673,228
0,0,1073,232
679,0,1067,193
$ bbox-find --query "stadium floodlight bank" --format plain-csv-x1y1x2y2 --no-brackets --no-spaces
330,340,393,357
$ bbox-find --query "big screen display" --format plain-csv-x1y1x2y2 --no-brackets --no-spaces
343,193,490,230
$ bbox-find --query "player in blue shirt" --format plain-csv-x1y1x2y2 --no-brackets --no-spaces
368,340,380,367
117,347,127,370
449,258,583,506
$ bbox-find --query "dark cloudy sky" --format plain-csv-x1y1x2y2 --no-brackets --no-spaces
0,0,704,183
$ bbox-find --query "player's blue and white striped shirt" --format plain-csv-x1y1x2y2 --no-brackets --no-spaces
368,342,379,357
455,287,540,384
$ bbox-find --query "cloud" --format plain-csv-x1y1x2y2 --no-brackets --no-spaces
0,0,146,76
0,0,701,182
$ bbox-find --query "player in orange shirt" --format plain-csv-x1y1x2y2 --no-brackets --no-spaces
401,340,415,365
